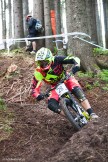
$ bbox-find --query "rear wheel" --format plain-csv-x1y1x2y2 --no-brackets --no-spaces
60,98,81,131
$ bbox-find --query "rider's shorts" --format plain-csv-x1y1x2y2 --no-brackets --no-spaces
48,76,81,101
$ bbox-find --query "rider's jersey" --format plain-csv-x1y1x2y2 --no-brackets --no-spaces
32,55,80,97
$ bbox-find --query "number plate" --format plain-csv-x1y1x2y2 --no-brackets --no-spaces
55,83,68,97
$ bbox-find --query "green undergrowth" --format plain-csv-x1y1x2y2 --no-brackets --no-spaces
78,70,108,91
77,71,93,78
98,69,108,82
0,98,14,141
98,70,108,91
93,48,108,56
0,48,25,57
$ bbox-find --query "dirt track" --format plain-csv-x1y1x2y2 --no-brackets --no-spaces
0,54,108,162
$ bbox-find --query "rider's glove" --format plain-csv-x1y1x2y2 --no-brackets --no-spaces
72,65,80,74
36,94,44,101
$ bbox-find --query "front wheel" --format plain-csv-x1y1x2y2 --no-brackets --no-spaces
60,98,81,131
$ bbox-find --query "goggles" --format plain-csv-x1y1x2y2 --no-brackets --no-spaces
37,60,50,68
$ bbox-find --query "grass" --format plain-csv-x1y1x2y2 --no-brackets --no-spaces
102,87,108,91
0,98,14,141
77,70,108,90
0,98,7,110
93,48,108,56
98,69,108,82
77,71,93,78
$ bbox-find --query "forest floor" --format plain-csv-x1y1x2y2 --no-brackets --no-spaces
0,51,108,162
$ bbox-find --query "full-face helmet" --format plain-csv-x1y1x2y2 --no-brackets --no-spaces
35,47,53,70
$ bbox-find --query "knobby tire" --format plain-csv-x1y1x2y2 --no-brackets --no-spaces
60,98,81,131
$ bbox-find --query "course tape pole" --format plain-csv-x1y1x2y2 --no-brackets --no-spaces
0,32,91,42
0,32,107,53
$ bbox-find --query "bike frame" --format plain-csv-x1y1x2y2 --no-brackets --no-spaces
43,73,89,130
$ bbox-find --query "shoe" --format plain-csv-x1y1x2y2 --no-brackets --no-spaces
30,51,36,55
90,113,99,119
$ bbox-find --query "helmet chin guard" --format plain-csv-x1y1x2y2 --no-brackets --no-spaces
40,62,52,71
35,47,53,70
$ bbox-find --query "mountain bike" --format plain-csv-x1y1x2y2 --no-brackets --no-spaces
42,72,90,131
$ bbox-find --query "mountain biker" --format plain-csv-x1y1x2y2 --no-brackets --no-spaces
26,15,39,54
31,47,98,119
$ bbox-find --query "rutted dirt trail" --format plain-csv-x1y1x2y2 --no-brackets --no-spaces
0,54,108,162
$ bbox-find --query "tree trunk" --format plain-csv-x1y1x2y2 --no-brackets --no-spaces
23,0,29,37
95,0,103,47
54,0,62,50
103,0,108,48
54,0,61,35
66,0,99,72
43,0,54,51
13,0,24,47
1,0,6,48
50,0,54,10
7,0,12,38
85,0,97,43
33,0,45,50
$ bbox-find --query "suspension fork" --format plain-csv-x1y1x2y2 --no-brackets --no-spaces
66,92,83,116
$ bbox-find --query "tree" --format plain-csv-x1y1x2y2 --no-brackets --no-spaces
7,0,12,38
54,0,62,49
33,0,45,50
43,0,54,50
66,0,99,72
103,0,108,48
1,0,6,48
13,0,24,47
95,0,103,47
54,0,61,35
85,0,97,42
23,0,29,37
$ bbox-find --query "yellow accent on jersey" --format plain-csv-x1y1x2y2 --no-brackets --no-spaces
64,55,80,66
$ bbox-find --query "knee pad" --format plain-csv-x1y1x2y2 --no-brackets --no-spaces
48,98,61,113
72,86,86,102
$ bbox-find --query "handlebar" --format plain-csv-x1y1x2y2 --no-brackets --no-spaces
42,71,73,97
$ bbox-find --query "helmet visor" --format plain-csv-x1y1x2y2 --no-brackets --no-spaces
37,60,50,68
